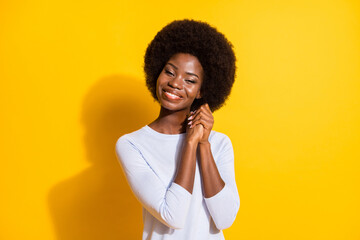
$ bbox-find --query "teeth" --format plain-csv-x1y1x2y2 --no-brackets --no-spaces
167,92,178,97
165,91,181,99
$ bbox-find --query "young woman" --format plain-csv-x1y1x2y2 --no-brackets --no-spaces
115,19,240,239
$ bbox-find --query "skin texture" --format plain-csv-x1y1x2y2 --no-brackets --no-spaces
148,53,225,197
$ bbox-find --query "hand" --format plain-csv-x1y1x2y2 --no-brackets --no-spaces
187,104,214,144
185,121,204,144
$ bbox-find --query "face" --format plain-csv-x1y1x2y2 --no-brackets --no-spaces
156,53,204,112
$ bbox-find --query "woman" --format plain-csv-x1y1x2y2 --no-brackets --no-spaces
115,19,240,239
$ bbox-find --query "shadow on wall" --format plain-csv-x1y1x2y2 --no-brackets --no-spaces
48,75,158,240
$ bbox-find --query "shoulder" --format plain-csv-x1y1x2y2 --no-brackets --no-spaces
115,126,153,168
208,130,233,157
115,126,149,153
209,130,232,147
116,126,148,145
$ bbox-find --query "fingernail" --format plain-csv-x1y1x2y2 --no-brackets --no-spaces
188,116,193,120
188,121,192,125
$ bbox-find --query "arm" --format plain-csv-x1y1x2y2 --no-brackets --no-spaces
115,136,193,229
202,135,240,230
198,142,225,198
189,104,240,229
173,140,197,193
188,104,225,198
174,119,204,193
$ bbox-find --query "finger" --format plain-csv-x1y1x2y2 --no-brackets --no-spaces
187,110,196,119
198,104,213,118
188,106,212,121
187,110,196,120
190,111,214,126
189,118,211,129
201,103,212,114
188,112,205,124
189,115,213,130
204,103,212,113
189,121,206,129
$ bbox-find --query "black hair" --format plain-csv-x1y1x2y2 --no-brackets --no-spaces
144,19,236,111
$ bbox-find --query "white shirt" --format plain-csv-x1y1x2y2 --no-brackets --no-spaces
115,125,240,240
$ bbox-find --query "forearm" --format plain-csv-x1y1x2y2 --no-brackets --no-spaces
198,141,225,198
116,136,193,229
174,140,197,194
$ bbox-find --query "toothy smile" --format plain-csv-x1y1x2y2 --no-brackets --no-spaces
163,90,182,100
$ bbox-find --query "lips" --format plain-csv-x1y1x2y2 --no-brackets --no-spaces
163,89,183,100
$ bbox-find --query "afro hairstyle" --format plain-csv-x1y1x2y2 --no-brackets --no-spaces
144,19,236,112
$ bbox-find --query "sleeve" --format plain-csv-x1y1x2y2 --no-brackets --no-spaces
204,134,240,230
115,136,192,229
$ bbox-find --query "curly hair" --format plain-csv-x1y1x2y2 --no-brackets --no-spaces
144,19,236,111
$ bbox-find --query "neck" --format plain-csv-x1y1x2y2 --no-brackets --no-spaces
149,107,190,134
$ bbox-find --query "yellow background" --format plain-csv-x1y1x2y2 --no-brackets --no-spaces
1,0,359,239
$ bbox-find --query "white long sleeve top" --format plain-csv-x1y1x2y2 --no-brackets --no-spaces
115,125,240,240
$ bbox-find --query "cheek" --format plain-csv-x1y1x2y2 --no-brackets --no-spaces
156,78,160,89
156,73,166,87
186,85,201,98
155,78,162,99
193,84,202,94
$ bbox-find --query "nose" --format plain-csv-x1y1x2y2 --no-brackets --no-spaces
168,75,183,89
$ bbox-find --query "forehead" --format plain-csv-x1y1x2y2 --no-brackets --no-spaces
167,53,204,76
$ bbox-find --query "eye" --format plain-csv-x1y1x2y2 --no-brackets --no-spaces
165,69,174,76
185,79,196,84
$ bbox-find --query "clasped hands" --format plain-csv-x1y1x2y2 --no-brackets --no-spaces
186,103,214,144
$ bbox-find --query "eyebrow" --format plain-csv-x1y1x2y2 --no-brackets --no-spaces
167,63,199,79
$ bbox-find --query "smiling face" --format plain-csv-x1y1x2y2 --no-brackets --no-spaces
156,53,204,112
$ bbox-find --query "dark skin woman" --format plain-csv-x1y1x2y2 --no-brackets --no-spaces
115,19,239,239
149,53,225,197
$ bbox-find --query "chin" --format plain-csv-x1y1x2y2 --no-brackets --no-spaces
161,103,188,112
159,100,191,112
